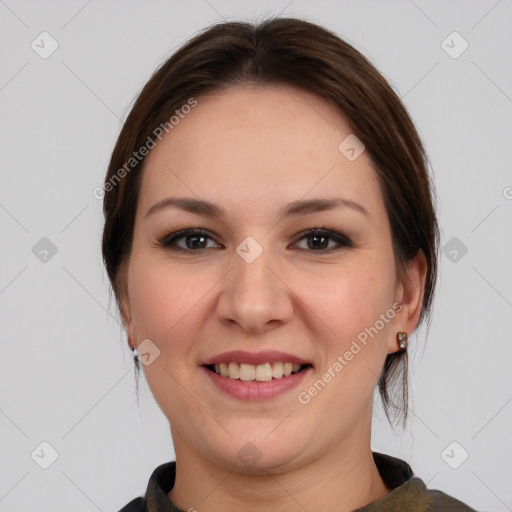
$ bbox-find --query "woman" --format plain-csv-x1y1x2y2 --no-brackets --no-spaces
102,17,477,512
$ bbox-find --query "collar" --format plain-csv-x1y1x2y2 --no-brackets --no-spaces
142,451,417,512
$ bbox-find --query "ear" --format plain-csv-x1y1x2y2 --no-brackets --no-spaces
115,264,135,349
387,249,428,354
119,294,132,331
118,292,136,350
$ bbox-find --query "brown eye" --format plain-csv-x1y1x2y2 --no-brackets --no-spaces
158,227,352,254
159,229,221,252
293,228,352,253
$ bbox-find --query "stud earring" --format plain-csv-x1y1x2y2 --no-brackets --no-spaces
397,332,408,351
128,339,139,359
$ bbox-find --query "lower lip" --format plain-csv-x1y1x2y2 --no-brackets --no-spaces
202,366,312,401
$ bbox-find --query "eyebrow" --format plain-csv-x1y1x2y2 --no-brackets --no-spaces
145,196,369,219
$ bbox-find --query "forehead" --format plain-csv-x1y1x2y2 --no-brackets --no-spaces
138,85,382,217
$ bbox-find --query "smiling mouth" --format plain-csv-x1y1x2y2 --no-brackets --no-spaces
204,362,312,382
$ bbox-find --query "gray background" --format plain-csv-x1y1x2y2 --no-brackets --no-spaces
1,0,511,511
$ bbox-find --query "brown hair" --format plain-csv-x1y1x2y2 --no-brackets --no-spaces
102,17,439,428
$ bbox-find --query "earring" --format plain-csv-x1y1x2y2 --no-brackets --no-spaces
397,332,408,351
128,339,140,359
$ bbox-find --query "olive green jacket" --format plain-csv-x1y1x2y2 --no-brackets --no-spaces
117,452,477,511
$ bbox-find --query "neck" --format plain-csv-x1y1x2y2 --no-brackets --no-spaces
167,421,390,512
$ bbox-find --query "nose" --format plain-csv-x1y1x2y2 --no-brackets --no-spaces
215,243,294,334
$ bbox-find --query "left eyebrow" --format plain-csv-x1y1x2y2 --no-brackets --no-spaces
281,198,369,217
145,196,369,219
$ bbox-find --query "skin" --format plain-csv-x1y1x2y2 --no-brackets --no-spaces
120,84,427,512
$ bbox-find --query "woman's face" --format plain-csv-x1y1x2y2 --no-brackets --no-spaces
122,85,421,472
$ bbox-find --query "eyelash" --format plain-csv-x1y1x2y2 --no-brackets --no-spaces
157,227,353,254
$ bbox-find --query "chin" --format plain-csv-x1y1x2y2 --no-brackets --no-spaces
226,448,304,475
205,427,314,475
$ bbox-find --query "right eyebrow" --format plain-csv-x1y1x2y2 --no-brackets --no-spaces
145,196,369,219
145,197,224,219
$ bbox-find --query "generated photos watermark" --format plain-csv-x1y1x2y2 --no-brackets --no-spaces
297,301,403,405
93,97,198,199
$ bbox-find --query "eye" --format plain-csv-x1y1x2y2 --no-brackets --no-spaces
158,229,221,252
157,227,352,254
292,228,353,253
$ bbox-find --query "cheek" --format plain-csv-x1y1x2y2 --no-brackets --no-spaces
307,274,394,402
300,258,395,343
126,256,205,356
126,258,208,415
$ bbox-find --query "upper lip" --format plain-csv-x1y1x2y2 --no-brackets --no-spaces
202,350,313,366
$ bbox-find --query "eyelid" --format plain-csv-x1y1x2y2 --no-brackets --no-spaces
290,227,353,251
158,228,221,251
157,227,353,253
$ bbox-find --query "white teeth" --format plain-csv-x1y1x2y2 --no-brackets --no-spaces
256,363,272,381
212,361,305,381
239,363,256,381
272,362,283,378
228,362,240,379
219,363,229,377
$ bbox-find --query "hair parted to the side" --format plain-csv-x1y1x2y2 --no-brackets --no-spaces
102,17,439,429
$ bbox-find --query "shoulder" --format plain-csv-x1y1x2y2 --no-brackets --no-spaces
424,483,478,511
117,497,146,512
397,476,478,512
362,453,478,512
115,461,178,512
